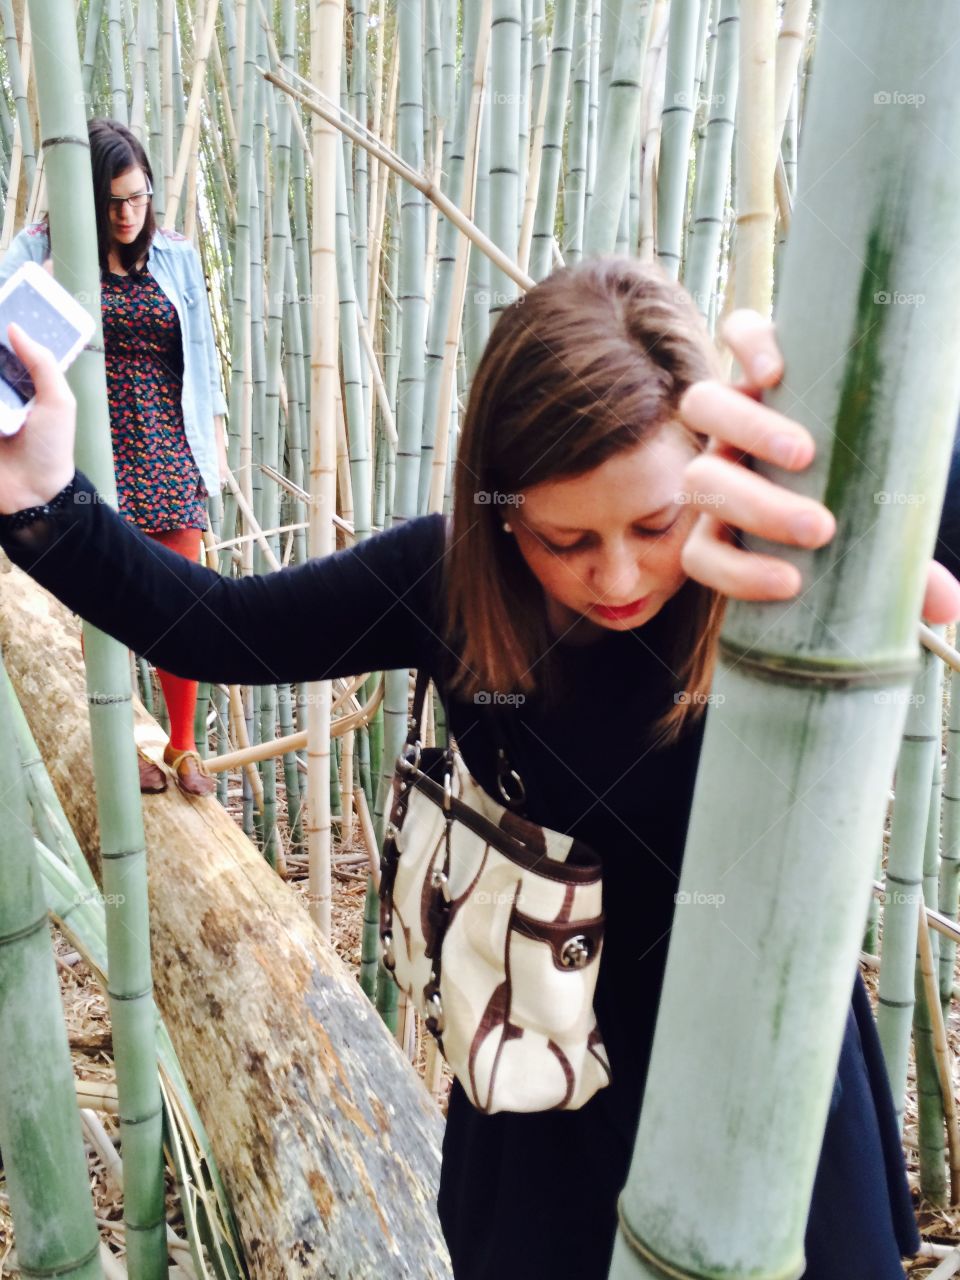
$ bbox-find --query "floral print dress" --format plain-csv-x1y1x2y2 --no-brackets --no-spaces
101,269,209,533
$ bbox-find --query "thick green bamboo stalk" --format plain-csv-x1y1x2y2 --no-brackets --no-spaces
80,0,106,104
655,0,701,277
529,0,576,281
26,3,167,1271
488,0,522,313
561,0,592,265
683,0,738,318
106,0,127,121
0,663,103,1280
611,4,960,1274
582,0,652,255
417,0,490,514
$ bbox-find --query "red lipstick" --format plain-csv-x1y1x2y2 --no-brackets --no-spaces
592,596,649,620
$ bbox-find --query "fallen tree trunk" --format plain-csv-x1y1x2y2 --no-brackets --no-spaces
0,561,451,1279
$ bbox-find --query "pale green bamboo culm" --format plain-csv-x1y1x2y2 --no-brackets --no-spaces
878,647,941,1132
0,659,102,1280
26,0,167,1273
611,2,960,1275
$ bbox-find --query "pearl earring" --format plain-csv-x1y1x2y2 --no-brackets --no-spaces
502,520,513,533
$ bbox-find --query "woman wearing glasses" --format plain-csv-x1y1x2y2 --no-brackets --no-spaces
0,117,228,796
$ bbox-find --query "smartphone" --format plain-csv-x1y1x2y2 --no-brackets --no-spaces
0,259,95,436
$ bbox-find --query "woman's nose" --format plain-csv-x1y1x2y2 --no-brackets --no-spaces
588,543,643,602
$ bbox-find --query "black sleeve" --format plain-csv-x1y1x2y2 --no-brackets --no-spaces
0,471,449,685
935,426,960,580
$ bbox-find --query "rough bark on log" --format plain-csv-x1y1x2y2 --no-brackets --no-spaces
0,561,451,1279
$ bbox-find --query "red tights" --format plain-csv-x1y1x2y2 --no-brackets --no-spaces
82,526,204,754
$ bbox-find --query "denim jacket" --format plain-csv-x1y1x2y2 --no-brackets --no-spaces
0,223,228,496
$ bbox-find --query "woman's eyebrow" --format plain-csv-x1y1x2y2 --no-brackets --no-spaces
536,501,676,534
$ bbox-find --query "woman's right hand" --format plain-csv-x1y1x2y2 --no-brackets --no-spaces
0,323,77,514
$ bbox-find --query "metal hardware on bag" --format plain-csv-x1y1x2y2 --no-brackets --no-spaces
425,989,445,1036
430,867,451,901
560,935,592,969
382,932,396,971
401,740,422,771
443,769,452,812
496,747,526,809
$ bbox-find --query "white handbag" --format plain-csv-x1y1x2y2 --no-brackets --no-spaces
379,671,611,1114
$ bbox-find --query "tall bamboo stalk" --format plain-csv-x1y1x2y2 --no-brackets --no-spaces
655,0,701,278
878,650,941,1130
683,0,738,317
26,1,166,1271
940,665,960,1012
561,0,592,265
0,661,103,1280
913,634,948,1202
305,0,345,935
528,0,575,280
612,3,960,1272
488,0,522,312
583,0,652,256
0,0,33,196
732,0,775,314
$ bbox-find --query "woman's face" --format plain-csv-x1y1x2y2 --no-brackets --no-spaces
107,165,151,249
511,423,700,636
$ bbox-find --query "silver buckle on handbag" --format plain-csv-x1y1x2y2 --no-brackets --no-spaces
425,989,445,1036
560,935,592,969
496,747,526,809
431,867,451,901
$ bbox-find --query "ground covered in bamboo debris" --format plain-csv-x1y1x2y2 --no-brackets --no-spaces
0,771,955,1277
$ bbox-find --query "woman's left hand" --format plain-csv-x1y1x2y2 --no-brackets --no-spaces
677,310,960,625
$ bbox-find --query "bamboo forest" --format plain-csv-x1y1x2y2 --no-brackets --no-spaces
3,0,960,1276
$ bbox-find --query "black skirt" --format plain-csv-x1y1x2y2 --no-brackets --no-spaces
436,971,918,1279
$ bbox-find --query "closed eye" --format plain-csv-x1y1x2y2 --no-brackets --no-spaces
544,519,679,555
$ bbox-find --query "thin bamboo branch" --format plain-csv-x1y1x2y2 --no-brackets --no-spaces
263,69,536,294
163,0,220,229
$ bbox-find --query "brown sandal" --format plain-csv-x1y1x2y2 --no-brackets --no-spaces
163,746,217,797
138,748,167,794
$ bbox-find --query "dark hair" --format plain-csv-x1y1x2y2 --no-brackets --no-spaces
87,118,156,275
444,256,727,746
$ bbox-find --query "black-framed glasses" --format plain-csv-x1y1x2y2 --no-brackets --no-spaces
108,188,153,213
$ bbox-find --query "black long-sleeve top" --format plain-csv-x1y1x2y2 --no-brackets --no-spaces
0,471,920,1279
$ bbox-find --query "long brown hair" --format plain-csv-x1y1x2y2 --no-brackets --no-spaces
445,256,727,745
87,118,157,276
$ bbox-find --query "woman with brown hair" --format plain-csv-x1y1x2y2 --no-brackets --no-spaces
1,258,957,1277
0,117,228,796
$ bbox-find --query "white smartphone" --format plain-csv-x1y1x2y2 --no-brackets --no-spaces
0,259,95,437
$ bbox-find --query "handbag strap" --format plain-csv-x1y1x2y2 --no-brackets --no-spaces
407,666,432,746
405,667,527,812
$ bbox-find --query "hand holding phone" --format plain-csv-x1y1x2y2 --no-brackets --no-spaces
0,320,78,516
0,261,93,437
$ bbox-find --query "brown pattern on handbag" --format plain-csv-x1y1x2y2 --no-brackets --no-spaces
379,670,611,1114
